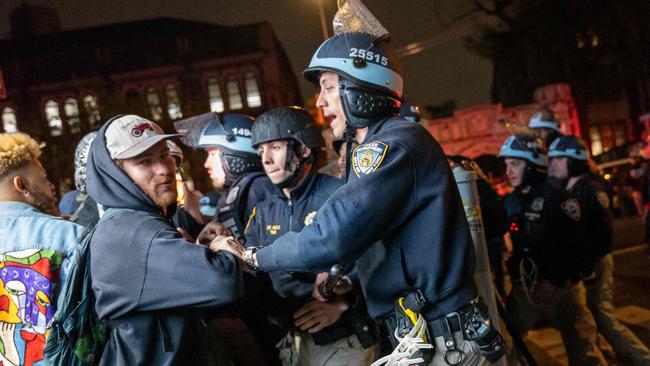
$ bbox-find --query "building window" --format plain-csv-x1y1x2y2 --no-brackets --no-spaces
2,107,18,133
166,84,183,120
208,78,224,113
45,100,63,137
146,87,163,121
589,126,602,156
226,77,243,110
64,98,81,134
83,95,101,128
244,72,262,108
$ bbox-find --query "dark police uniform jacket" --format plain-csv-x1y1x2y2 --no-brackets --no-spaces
504,181,582,287
256,116,478,320
245,171,360,337
567,175,614,274
215,172,275,244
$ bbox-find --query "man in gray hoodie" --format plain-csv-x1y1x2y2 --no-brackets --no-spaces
86,114,243,365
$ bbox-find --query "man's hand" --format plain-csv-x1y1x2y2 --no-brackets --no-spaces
312,273,353,302
197,220,231,244
177,227,195,243
209,235,245,260
294,296,350,333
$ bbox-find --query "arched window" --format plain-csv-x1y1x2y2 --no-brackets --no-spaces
1,107,18,133
226,77,243,110
208,78,224,113
166,84,183,120
146,87,163,121
83,95,101,128
65,98,81,134
45,100,63,136
244,72,262,108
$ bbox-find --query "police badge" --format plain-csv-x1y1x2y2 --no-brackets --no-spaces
304,211,317,226
531,197,545,212
352,141,388,177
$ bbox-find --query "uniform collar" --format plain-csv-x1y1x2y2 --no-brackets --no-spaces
275,169,319,202
360,116,394,144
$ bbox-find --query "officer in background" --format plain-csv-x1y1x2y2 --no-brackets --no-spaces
548,136,650,366
528,108,563,148
193,113,275,243
499,134,607,366
247,106,376,366
231,32,504,366
182,112,277,366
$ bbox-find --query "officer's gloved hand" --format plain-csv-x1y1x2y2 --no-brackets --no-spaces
196,220,231,244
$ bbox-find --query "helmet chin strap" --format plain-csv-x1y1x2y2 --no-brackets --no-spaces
274,140,311,189
344,125,356,182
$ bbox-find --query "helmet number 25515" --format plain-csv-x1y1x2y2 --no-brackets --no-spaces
349,48,388,66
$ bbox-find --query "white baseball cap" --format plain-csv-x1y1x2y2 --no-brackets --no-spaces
105,115,181,159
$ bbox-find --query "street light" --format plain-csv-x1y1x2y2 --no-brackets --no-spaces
316,0,329,40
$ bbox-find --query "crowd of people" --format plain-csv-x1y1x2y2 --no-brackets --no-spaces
0,28,649,366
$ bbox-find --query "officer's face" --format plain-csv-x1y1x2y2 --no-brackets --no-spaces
549,157,569,179
316,72,346,139
257,139,306,185
204,147,227,191
505,158,526,188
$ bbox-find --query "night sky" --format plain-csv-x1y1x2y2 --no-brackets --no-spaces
0,0,493,110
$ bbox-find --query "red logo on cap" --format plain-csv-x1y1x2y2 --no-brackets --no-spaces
132,123,153,137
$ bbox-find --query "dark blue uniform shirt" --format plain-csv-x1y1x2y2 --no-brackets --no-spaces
256,117,478,319
245,170,343,326
504,181,582,287
568,175,614,272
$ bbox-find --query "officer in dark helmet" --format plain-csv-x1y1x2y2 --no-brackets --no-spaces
246,106,376,366
499,134,607,366
194,113,274,243
221,31,504,366
548,136,650,365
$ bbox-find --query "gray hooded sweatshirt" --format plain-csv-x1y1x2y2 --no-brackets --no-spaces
86,117,243,365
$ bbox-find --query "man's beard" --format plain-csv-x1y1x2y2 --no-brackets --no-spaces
142,176,177,210
30,187,59,216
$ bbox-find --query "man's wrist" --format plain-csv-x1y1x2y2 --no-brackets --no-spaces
244,246,262,271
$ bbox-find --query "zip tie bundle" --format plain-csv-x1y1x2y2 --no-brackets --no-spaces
519,257,542,307
371,314,434,366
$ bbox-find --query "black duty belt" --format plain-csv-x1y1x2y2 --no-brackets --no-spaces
428,314,463,338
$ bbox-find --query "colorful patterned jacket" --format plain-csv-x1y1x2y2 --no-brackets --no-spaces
0,201,83,366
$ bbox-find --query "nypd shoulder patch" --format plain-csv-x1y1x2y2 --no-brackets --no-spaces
352,141,388,177
596,191,610,209
560,198,581,221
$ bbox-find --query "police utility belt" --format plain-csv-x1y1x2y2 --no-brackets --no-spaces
309,295,378,349
383,291,505,364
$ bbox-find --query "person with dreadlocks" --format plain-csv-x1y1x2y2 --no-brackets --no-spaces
499,134,607,366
